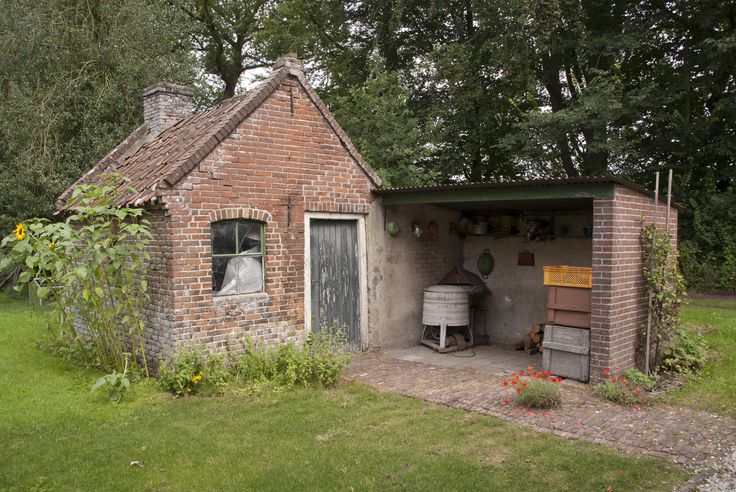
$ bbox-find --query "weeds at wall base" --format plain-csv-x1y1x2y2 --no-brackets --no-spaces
157,325,351,397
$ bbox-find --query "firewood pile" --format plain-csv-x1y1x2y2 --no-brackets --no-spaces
515,323,544,354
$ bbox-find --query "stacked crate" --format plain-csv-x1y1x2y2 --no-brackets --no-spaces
542,266,592,382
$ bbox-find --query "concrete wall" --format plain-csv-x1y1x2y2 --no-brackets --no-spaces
366,203,463,348
462,213,593,346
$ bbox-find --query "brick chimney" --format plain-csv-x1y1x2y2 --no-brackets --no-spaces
272,53,303,72
142,83,194,134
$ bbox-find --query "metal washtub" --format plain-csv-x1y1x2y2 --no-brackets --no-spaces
421,285,473,352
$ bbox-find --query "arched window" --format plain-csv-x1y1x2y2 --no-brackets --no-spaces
211,219,265,295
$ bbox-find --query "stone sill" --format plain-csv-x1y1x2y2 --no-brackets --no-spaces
212,291,270,307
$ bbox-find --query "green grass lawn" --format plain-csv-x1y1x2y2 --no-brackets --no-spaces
0,294,688,491
666,297,736,417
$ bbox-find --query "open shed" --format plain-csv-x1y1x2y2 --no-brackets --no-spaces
365,177,678,379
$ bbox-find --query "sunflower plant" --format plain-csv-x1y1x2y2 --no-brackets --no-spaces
0,175,152,375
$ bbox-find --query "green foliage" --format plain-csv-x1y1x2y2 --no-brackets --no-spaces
173,0,273,99
594,379,647,407
230,325,351,388
158,327,350,397
36,332,96,368
307,327,352,386
158,348,230,397
330,61,435,187
623,369,657,392
515,377,563,410
502,368,563,409
0,176,152,374
659,329,708,376
678,186,736,292
641,223,686,372
667,299,736,417
0,0,194,235
91,370,131,404
594,368,651,406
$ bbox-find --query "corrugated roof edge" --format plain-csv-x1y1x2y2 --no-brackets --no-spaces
374,175,683,207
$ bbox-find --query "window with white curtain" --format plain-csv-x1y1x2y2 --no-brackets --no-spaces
211,219,264,295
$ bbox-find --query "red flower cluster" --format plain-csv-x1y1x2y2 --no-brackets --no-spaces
602,368,641,394
501,365,563,395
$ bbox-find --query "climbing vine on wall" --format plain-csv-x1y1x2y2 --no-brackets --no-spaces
640,223,686,372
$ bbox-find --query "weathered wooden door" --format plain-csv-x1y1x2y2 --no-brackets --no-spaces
309,219,361,349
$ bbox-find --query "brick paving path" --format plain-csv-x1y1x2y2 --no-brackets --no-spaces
345,352,736,470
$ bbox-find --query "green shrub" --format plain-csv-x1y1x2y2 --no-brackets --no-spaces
36,333,96,368
159,326,350,396
516,377,562,409
658,328,707,375
91,371,131,404
91,355,133,403
502,367,562,409
0,175,152,375
623,368,657,391
230,326,350,389
594,369,648,406
158,348,230,397
229,338,274,383
306,327,351,386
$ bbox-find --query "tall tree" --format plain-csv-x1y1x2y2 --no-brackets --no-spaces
0,0,194,232
173,0,274,99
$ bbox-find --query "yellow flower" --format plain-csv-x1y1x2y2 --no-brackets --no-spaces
191,373,202,385
48,242,55,250
13,223,26,241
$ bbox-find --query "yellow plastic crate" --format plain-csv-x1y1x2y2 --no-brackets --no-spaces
543,266,592,289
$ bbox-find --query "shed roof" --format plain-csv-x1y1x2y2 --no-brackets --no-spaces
375,176,671,211
57,54,380,210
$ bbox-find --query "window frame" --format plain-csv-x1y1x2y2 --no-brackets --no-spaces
210,219,266,296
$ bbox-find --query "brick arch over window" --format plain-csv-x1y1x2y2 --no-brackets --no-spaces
208,208,272,224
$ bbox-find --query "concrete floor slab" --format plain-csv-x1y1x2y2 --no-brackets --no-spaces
382,344,543,376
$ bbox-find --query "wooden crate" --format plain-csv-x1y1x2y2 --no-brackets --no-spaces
547,286,592,328
542,324,590,382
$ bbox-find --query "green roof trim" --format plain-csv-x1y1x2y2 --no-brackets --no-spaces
379,182,615,206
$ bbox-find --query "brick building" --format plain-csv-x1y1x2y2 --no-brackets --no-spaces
60,54,677,380
59,54,380,365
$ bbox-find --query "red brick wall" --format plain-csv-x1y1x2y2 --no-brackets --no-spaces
141,209,175,367
150,75,375,356
590,184,678,378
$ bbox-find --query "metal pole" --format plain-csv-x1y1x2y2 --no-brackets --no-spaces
645,171,660,375
665,169,673,233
